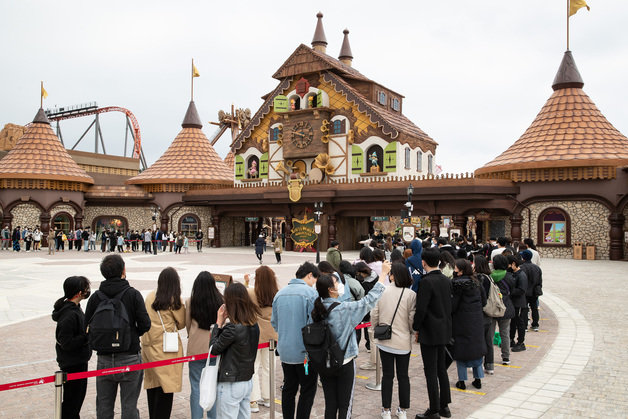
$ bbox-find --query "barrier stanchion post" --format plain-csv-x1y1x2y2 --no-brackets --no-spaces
54,371,64,419
269,340,276,419
365,347,381,391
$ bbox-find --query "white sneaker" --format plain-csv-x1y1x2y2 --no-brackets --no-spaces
396,407,407,419
250,401,260,413
258,399,271,407
381,409,392,419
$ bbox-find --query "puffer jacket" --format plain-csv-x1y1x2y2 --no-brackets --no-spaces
210,322,259,382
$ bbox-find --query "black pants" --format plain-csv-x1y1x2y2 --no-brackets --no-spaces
197,240,202,251
510,307,528,344
526,296,540,328
275,252,281,263
380,350,410,410
144,242,151,253
146,386,173,419
152,242,157,255
420,343,451,413
256,252,263,262
281,362,318,419
320,359,355,419
62,363,88,419
76,239,82,251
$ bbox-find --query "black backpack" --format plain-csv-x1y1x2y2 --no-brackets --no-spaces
301,302,352,376
87,288,132,353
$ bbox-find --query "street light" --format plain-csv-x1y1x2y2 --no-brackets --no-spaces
405,184,414,218
314,201,324,263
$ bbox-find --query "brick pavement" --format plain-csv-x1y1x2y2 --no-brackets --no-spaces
0,248,624,417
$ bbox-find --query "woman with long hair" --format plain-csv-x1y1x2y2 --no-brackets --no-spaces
245,266,279,412
52,276,91,419
141,267,186,419
186,271,224,419
210,283,260,419
318,261,347,300
439,250,456,279
371,263,416,419
312,262,389,418
451,259,486,390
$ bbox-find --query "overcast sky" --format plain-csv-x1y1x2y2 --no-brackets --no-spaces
1,1,626,174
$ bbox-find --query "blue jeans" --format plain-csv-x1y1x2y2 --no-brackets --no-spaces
456,358,484,381
189,359,217,419
215,379,253,419
96,352,143,419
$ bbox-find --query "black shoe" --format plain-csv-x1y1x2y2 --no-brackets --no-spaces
415,409,439,419
472,378,482,389
512,343,526,352
455,380,466,390
439,407,452,418
502,358,510,365
510,340,516,348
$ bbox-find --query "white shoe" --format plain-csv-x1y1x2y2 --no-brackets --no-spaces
258,399,271,407
250,401,259,413
396,407,407,419
381,409,392,419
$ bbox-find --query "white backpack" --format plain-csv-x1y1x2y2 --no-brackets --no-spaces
483,274,506,318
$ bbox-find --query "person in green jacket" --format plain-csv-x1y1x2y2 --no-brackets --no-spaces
325,240,342,271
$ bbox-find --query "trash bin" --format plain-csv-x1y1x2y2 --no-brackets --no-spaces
573,242,583,260
585,244,595,260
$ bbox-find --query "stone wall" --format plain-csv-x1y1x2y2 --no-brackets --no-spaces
521,200,610,259
50,204,77,220
10,203,41,229
83,206,154,232
168,206,212,234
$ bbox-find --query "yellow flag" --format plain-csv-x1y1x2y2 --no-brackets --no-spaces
192,64,200,78
569,0,590,17
41,84,48,99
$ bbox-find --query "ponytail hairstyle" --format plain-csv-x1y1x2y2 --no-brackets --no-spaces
311,274,335,322
454,258,479,285
54,276,91,311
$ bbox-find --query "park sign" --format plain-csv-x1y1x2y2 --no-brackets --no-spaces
273,95,289,113
370,216,389,222
291,215,317,248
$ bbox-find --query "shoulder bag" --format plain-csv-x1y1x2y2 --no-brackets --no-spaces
158,310,179,353
374,288,405,340
199,345,220,411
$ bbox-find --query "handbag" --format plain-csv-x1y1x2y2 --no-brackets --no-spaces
157,311,179,353
373,288,405,340
199,345,220,411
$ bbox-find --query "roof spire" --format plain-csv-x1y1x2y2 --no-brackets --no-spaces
311,12,328,54
338,28,353,67
32,108,51,125
552,50,584,91
182,101,203,129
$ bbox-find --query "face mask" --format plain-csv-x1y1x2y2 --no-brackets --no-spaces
337,282,345,296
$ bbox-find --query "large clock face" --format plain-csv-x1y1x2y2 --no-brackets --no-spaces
291,121,314,149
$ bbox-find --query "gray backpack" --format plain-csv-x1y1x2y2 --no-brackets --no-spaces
483,274,506,318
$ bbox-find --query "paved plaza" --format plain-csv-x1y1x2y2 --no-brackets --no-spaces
0,247,626,418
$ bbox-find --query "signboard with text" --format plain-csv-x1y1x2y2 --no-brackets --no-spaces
291,215,317,248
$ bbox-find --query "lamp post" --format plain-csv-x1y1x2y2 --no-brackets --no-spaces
405,184,414,218
314,201,324,263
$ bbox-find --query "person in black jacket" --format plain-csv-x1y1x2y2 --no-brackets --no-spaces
210,282,260,419
506,255,528,352
413,247,452,419
85,254,151,419
254,234,265,265
52,276,92,419
519,250,543,331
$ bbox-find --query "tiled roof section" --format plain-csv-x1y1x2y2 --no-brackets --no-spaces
272,44,370,81
476,87,628,175
224,151,235,170
231,77,293,152
0,110,94,184
552,51,584,91
323,72,437,147
85,185,150,199
127,126,232,185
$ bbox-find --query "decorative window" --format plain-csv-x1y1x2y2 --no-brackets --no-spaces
270,127,280,142
247,155,260,179
377,91,387,105
180,214,200,238
332,119,346,134
306,93,318,108
417,150,423,171
427,155,433,175
53,212,73,235
404,148,411,169
289,95,301,111
366,145,384,172
93,216,128,235
538,208,570,246
391,98,400,111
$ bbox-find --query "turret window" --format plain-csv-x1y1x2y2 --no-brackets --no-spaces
332,119,346,134
377,91,387,105
391,98,400,111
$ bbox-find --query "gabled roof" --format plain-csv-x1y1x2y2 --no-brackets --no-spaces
127,101,232,185
272,44,369,81
476,51,628,178
0,109,94,184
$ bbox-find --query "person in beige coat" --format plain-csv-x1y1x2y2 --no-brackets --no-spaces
370,262,417,419
141,267,186,419
245,266,279,412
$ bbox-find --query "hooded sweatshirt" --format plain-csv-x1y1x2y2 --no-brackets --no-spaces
52,301,91,369
406,239,424,292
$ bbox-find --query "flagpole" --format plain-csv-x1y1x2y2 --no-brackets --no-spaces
566,0,570,51
40,81,43,108
191,59,194,101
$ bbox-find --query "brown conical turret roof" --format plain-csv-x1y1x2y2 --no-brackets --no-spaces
476,52,628,181
224,151,235,171
0,109,94,184
127,101,232,186
311,12,328,51
338,29,353,61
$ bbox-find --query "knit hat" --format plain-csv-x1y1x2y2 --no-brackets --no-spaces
520,249,533,261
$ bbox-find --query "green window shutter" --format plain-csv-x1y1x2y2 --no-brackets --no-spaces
351,145,363,174
384,142,397,172
235,155,245,180
260,153,269,179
